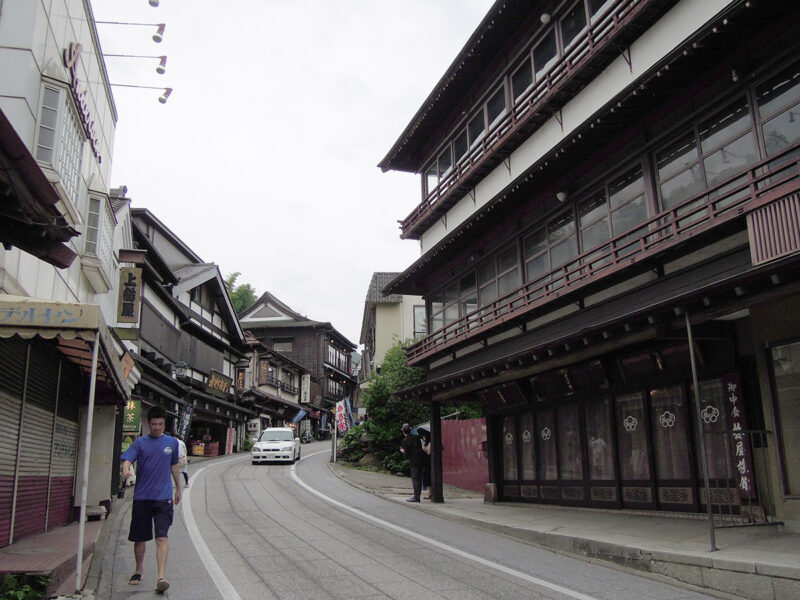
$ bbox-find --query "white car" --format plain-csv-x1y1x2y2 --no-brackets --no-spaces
251,427,301,464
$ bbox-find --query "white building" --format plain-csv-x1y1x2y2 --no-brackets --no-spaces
0,0,136,547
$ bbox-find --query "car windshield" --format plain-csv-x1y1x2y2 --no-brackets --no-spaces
258,430,294,442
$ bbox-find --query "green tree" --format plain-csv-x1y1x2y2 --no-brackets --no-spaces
225,272,257,315
358,343,428,472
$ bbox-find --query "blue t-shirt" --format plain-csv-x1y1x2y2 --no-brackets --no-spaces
121,434,179,500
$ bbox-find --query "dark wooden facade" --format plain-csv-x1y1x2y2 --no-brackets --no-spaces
383,0,800,525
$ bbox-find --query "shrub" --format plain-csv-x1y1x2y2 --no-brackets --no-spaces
240,438,253,452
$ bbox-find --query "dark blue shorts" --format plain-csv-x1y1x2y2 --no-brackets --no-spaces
128,500,174,542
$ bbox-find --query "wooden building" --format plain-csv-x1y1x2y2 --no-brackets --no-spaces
380,0,800,528
128,209,250,454
240,292,357,432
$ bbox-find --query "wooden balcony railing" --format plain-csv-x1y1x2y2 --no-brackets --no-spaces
406,144,800,364
401,0,647,238
258,374,281,388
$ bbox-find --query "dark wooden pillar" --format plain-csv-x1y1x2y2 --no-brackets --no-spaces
430,400,444,503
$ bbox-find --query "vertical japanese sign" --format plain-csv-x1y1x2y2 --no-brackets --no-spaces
335,400,349,434
723,373,755,499
176,403,194,441
225,427,235,455
123,399,140,432
300,373,310,404
117,267,143,324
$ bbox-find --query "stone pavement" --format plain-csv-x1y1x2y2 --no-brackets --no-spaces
328,462,800,600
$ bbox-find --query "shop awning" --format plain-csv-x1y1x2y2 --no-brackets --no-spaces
291,409,307,423
0,295,131,401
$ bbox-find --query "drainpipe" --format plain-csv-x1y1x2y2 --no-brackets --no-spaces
685,311,717,552
75,332,100,593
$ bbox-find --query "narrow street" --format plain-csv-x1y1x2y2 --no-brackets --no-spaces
98,444,727,600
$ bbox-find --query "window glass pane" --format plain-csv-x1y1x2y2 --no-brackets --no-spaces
533,29,557,77
523,227,546,258
520,412,536,480
497,269,520,297
525,253,549,283
611,194,647,234
615,392,651,480
757,64,800,120
438,147,452,178
512,59,533,101
430,300,443,315
444,304,459,326
770,341,800,494
468,111,485,146
497,247,518,273
478,262,495,287
551,238,577,269
453,129,468,162
431,313,443,333
537,409,558,480
649,386,692,480
609,167,643,208
696,379,735,480
762,106,800,157
588,0,613,19
479,283,497,307
660,165,704,210
460,273,477,316
443,283,459,304
487,87,506,125
37,127,56,151
502,415,518,481
657,134,699,181
425,165,438,194
413,306,427,339
699,99,751,153
560,2,587,49
579,191,606,227
586,398,615,480
581,217,610,251
548,212,575,244
703,132,758,186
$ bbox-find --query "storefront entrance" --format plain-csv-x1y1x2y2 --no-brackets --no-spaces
497,343,759,514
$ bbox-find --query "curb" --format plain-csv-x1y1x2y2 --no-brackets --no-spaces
327,462,800,600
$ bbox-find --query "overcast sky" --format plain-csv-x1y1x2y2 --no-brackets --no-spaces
91,0,493,347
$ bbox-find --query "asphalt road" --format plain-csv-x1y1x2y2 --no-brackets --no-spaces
102,441,730,600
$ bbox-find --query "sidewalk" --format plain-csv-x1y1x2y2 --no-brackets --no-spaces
328,461,800,600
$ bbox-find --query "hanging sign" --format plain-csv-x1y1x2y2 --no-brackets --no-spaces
206,370,232,398
300,373,310,403
123,399,141,432
117,267,143,323
62,42,102,162
335,400,349,434
176,403,195,440
722,373,755,499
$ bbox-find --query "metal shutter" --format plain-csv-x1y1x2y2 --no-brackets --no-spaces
0,338,26,546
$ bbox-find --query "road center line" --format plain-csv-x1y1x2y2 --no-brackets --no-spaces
290,452,599,600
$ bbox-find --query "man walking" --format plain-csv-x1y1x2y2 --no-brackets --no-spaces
121,406,182,593
399,423,423,502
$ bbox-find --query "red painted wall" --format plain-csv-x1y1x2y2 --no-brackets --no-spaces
441,419,488,493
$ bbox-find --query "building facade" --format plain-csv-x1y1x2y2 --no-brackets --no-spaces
0,0,135,546
381,0,800,528
239,292,357,433
129,209,250,456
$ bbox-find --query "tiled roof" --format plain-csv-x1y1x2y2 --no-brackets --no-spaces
366,272,402,303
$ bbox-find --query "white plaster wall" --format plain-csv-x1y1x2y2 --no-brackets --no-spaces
419,0,734,253
400,295,424,342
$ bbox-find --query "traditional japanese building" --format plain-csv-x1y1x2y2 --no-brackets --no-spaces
239,292,357,433
128,208,250,456
381,0,800,528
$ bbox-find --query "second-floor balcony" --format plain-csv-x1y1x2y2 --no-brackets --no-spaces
258,373,281,388
280,381,298,395
400,0,662,239
406,143,800,365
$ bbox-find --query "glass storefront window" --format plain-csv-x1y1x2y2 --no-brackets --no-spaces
615,392,650,480
558,404,583,480
585,398,615,480
649,386,692,480
502,415,518,480
696,378,735,481
770,340,800,495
